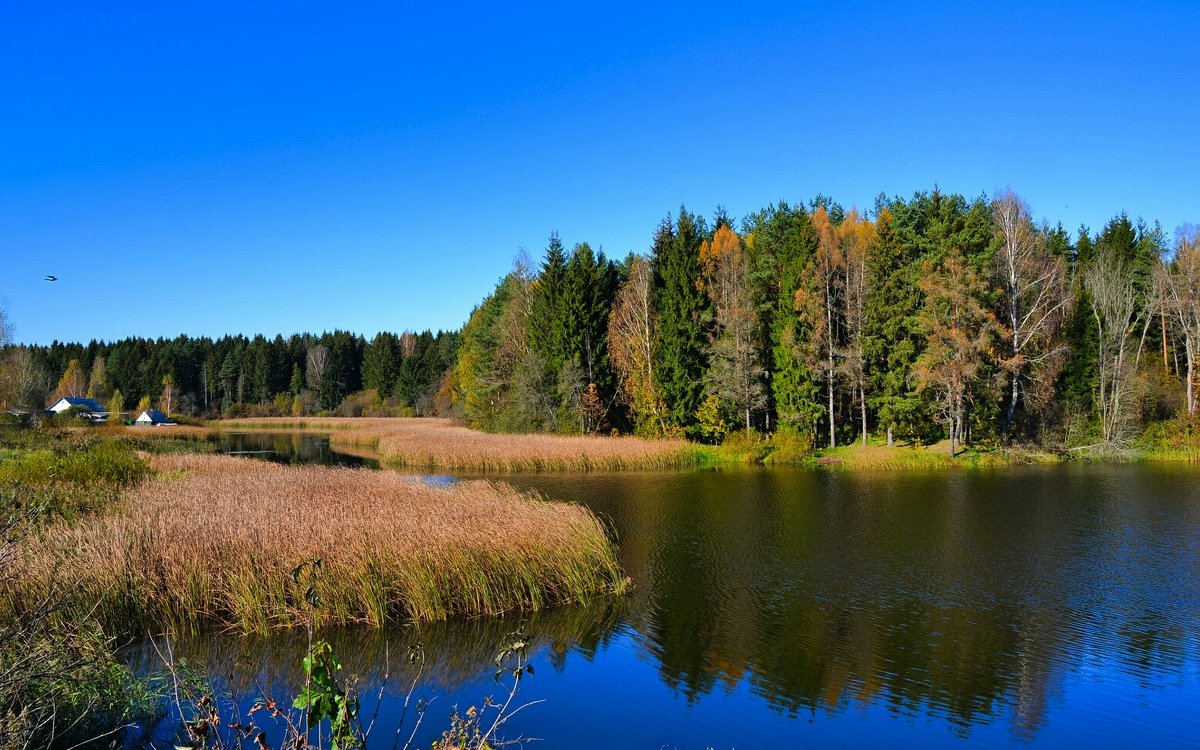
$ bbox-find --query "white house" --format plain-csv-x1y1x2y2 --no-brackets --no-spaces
135,409,175,426
47,397,109,422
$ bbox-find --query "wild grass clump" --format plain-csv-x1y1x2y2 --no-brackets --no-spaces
113,424,219,454
713,429,772,463
0,440,148,488
5,454,627,635
0,488,156,749
0,437,150,520
348,419,699,471
1134,415,1200,462
812,443,959,470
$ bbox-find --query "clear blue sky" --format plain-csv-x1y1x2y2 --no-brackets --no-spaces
2,1,1197,345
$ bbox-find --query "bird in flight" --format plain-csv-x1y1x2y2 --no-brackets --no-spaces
45,275,57,282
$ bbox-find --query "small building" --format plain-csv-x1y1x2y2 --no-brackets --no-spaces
135,409,175,426
46,397,109,422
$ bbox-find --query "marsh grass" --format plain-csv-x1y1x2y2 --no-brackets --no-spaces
4,454,627,635
219,418,706,471
807,441,1064,469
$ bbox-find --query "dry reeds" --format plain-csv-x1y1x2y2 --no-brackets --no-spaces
4,454,626,635
217,418,704,471
239,418,699,471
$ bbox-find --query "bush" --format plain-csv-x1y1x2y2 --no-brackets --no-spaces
764,425,814,465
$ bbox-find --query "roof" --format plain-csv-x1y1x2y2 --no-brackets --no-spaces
136,409,169,423
49,396,106,412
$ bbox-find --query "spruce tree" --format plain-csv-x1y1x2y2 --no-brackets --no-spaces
652,207,710,429
744,201,820,432
863,207,922,445
528,233,568,379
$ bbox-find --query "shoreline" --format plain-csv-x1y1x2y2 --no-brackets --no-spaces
209,417,1200,472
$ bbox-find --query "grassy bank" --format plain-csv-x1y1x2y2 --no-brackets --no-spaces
803,441,1065,469
219,417,708,471
4,453,628,635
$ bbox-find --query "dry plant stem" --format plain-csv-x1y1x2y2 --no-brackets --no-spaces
5,453,627,634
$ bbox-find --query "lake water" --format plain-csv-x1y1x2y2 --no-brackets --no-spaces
145,440,1200,748
218,430,379,468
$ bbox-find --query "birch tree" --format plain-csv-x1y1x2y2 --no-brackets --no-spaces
1084,245,1143,444
992,189,1071,440
608,256,664,434
1160,226,1200,415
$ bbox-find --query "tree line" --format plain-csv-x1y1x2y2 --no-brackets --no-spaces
0,329,458,419
4,185,1196,451
445,188,1200,452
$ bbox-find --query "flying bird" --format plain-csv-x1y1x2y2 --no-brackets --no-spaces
45,275,57,282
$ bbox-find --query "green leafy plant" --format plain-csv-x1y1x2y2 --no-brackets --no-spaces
294,640,359,750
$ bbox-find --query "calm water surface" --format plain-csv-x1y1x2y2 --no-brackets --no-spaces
219,430,379,468
143,440,1200,748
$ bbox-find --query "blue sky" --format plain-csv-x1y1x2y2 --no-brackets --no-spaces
2,1,1197,345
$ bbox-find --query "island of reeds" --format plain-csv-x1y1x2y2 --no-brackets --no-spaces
3,451,626,635
0,427,628,744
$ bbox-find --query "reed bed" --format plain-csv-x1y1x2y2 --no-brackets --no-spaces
115,424,216,441
215,417,704,470
345,418,701,471
4,454,627,635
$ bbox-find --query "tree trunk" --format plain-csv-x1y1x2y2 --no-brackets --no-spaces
1162,300,1171,375
1005,373,1019,443
860,385,867,447
827,371,835,449
827,285,836,449
886,423,894,447
1187,335,1196,416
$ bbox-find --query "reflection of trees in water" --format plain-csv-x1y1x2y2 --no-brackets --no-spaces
220,431,377,468
533,466,1200,737
140,464,1200,742
124,596,625,701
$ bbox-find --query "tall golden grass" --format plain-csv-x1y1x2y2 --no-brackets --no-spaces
3,453,627,634
219,417,705,471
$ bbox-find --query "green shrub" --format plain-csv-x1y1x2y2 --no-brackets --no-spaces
764,425,814,465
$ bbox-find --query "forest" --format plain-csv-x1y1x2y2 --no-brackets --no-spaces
0,328,458,420
443,188,1199,454
3,186,1199,455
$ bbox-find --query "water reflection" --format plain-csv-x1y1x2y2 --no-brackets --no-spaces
136,450,1200,747
219,431,379,468
500,465,1200,744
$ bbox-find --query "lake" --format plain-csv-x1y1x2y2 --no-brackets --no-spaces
141,439,1200,748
